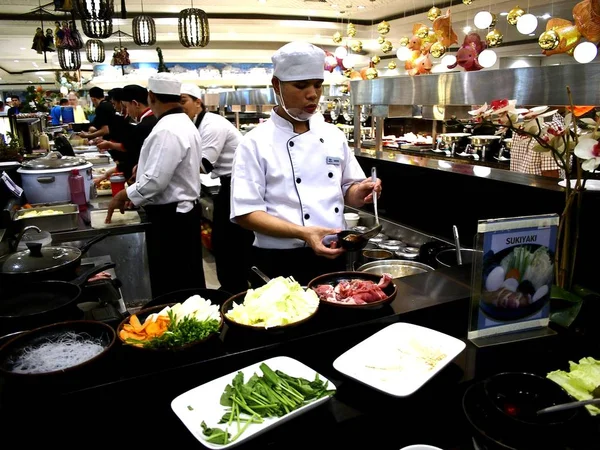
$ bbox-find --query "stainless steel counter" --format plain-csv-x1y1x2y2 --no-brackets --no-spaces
355,147,565,192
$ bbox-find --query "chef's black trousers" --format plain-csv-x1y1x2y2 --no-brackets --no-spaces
211,176,255,295
250,246,346,287
143,201,206,298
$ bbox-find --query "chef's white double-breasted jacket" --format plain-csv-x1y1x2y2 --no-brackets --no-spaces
230,110,366,249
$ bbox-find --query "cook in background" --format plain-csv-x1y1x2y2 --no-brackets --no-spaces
68,90,87,123
79,87,114,140
50,98,68,126
94,84,157,184
230,41,382,286
106,73,206,297
180,83,254,294
510,112,566,178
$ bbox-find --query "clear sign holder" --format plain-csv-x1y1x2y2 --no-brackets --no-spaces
468,213,559,348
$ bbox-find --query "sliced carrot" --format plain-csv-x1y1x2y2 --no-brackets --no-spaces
129,314,143,332
505,268,520,281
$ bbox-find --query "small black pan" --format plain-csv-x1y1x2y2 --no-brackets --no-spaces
0,262,115,335
307,271,397,310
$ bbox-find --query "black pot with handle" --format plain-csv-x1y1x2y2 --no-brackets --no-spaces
0,262,115,336
0,228,109,286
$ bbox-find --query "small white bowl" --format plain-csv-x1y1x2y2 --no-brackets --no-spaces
399,446,443,450
344,212,360,228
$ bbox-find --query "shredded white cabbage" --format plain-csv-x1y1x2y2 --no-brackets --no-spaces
146,295,220,324
225,277,319,328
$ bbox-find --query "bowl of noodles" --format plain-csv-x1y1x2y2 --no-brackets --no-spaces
0,320,116,379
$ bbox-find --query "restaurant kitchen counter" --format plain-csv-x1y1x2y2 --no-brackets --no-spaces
1,261,598,449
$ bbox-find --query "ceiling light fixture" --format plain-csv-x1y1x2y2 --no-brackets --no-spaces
574,42,598,64
81,18,113,38
86,39,105,63
133,1,156,47
14,60,19,63
516,13,538,34
76,0,114,38
58,48,81,70
463,26,472,34
178,2,210,48
39,77,45,82
541,13,551,19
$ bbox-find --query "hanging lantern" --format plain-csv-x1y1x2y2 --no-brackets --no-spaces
387,61,397,70
178,8,210,48
333,31,343,44
75,0,114,20
381,40,393,53
486,29,504,47
86,39,105,63
81,18,113,38
507,6,525,26
133,15,156,46
377,21,390,35
347,23,356,37
427,7,442,22
58,48,81,70
371,55,381,64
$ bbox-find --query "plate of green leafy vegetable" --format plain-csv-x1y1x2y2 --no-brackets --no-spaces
171,356,336,448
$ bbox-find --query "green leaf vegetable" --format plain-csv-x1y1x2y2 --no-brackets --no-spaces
547,357,600,415
201,363,335,444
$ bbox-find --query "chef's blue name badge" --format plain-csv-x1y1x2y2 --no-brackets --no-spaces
326,156,341,166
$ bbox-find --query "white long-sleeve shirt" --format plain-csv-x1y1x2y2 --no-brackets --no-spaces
197,112,242,178
127,110,202,213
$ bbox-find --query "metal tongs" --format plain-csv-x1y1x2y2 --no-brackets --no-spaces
371,167,379,226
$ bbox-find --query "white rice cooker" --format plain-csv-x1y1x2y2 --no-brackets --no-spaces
17,152,93,204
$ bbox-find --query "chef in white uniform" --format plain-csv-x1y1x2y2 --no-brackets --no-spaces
230,41,382,285
106,73,206,297
180,83,254,294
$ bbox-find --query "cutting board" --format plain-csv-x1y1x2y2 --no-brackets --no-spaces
90,210,141,229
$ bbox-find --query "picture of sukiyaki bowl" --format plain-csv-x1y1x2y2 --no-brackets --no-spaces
480,245,554,321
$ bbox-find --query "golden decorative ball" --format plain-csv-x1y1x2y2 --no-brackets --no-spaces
462,0,473,5
333,32,343,44
430,42,447,58
366,67,379,80
416,26,429,39
489,13,498,28
507,6,525,26
347,23,357,38
381,40,393,53
387,61,397,70
427,6,442,21
340,84,349,94
486,29,503,47
377,20,391,35
378,36,385,44
371,55,381,64
399,36,410,47
343,68,353,78
351,40,363,52
538,30,560,50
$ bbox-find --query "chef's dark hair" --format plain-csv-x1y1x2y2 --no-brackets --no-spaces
122,85,148,104
89,87,105,99
108,87,124,102
59,98,69,106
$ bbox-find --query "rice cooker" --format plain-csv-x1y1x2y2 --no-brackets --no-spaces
17,152,93,204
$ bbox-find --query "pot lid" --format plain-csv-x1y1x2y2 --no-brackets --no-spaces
0,243,80,274
20,152,87,170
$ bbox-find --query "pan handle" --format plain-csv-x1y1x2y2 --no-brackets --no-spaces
71,262,116,287
79,232,110,254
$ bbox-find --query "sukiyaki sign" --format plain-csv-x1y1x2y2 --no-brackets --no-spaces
468,213,559,347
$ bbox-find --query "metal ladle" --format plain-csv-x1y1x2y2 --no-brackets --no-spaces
453,225,463,265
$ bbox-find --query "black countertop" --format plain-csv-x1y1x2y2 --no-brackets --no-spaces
0,265,598,449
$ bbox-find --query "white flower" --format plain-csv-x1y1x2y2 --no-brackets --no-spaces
574,137,600,172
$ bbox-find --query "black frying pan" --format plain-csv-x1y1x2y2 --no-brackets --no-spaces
0,262,115,335
307,271,398,310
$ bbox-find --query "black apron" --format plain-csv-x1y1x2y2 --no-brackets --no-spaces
250,247,345,288
142,107,206,298
195,111,254,294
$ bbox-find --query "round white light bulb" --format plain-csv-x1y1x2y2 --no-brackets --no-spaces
334,46,348,59
474,11,493,30
478,49,497,68
516,14,538,35
441,54,457,67
573,42,598,64
342,55,356,69
396,46,412,61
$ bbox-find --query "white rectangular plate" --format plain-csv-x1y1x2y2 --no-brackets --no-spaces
333,322,466,397
171,356,335,449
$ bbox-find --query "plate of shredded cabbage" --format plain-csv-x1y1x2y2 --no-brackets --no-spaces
547,357,600,416
221,277,319,332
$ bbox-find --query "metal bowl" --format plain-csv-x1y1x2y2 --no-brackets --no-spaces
395,246,420,260
368,233,387,244
378,239,405,252
439,133,471,143
469,135,501,146
357,260,434,279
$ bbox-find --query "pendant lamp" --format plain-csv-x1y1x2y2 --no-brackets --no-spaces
58,48,81,70
178,5,210,48
86,39,105,63
133,16,156,46
75,0,114,20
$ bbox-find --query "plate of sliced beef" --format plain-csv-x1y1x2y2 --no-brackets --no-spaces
307,272,397,309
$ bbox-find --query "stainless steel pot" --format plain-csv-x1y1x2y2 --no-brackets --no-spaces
436,248,482,267
439,133,470,144
357,260,434,279
469,135,501,146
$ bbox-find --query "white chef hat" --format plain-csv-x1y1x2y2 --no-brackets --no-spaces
180,83,203,100
147,73,181,95
272,42,326,82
